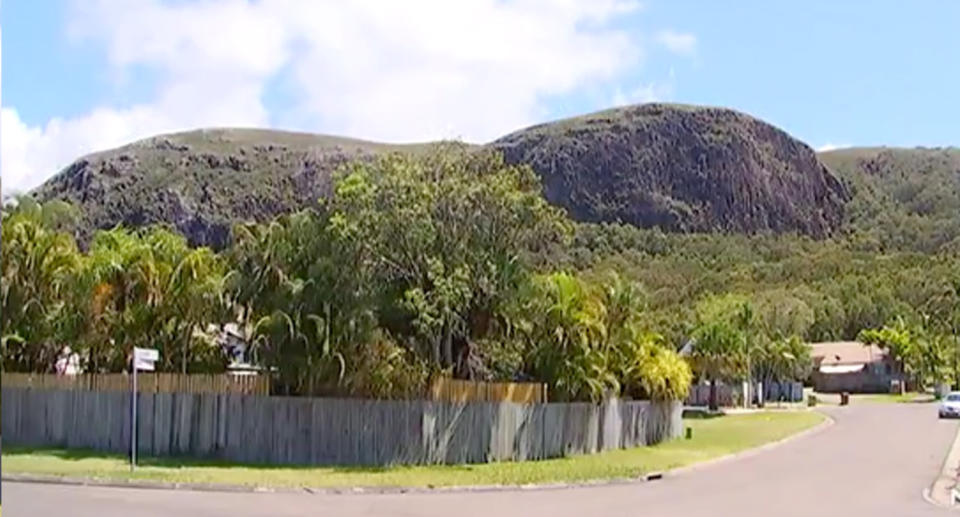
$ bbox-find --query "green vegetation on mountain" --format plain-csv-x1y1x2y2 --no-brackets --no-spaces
820,147,960,253
32,129,442,249
32,104,849,248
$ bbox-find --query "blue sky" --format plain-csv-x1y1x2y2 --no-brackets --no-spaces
2,0,959,193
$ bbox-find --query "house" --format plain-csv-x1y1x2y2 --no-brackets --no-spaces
809,341,903,393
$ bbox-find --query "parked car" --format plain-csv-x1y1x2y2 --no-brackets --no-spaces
938,392,960,419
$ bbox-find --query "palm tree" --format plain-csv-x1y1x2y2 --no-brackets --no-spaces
513,272,614,401
1,200,81,371
690,319,745,410
170,246,228,373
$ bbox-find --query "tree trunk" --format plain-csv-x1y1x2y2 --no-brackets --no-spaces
708,378,718,411
443,324,453,369
954,337,960,390
181,325,190,375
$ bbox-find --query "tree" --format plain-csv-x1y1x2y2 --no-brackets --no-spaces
326,146,569,376
169,246,230,373
617,331,692,401
689,318,745,410
230,210,382,395
74,226,230,373
1,200,81,371
749,336,811,404
857,316,951,391
515,272,614,402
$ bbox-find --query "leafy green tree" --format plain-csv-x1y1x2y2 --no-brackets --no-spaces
749,336,811,403
514,272,614,402
327,146,570,375
857,316,952,390
1,199,81,371
689,318,745,410
230,211,381,395
72,226,230,373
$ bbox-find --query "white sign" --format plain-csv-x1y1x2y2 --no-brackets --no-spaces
134,358,156,371
134,347,159,362
133,347,159,372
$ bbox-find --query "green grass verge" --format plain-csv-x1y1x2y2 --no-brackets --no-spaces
2,411,824,488
856,392,935,404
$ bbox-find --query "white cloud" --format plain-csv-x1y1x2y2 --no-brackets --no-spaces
611,82,672,106
655,29,696,56
610,67,676,107
816,143,851,152
3,0,653,193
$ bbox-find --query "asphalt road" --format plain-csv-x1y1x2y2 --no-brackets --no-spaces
4,403,958,517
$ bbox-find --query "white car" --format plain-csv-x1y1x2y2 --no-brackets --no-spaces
939,392,960,419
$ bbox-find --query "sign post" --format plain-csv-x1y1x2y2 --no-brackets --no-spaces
131,347,159,470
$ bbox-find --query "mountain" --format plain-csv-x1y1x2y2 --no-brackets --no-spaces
819,146,960,253
33,129,435,248
33,104,850,248
493,103,847,235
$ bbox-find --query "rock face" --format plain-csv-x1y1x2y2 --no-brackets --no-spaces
33,104,850,248
492,103,849,236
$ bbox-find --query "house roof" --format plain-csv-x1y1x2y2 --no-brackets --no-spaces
809,341,887,366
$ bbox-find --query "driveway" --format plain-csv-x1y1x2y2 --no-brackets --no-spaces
3,403,957,516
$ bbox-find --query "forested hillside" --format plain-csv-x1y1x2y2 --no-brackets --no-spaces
820,147,960,253
32,104,848,248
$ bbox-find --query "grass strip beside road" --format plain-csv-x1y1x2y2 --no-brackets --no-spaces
2,411,824,489
856,392,935,404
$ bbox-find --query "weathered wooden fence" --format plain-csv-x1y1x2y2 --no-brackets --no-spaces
429,377,548,404
1,387,681,466
686,381,804,407
1,373,269,396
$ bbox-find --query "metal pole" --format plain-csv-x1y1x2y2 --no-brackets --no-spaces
131,362,137,471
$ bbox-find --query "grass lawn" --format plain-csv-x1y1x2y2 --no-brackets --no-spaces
2,411,824,489
856,392,935,404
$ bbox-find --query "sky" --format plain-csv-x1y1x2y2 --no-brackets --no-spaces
2,0,959,194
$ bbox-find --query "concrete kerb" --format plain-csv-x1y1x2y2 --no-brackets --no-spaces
0,471,673,496
925,419,960,509
1,409,835,497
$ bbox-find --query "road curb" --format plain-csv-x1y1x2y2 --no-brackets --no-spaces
0,471,667,496
926,420,960,509
0,473,294,494
1,410,833,497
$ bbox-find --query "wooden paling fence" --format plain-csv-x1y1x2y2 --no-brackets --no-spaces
429,377,548,404
1,372,269,396
1,387,681,467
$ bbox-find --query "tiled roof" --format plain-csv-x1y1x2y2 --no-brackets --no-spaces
809,341,888,366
